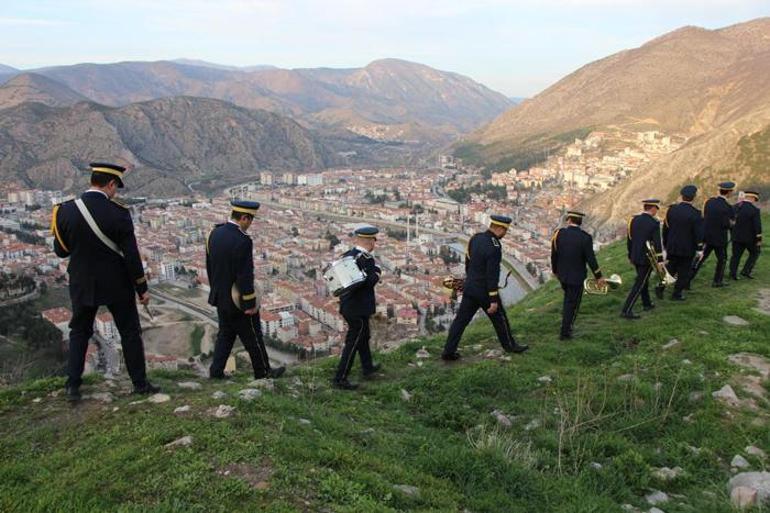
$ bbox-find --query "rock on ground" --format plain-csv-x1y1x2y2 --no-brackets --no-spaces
164,436,193,449
147,393,171,403
712,385,739,405
732,455,751,469
746,446,767,459
393,484,420,497
174,405,191,414
238,389,262,401
491,409,512,428
652,466,684,481
731,486,758,509
177,381,202,390
247,379,275,391
723,315,750,326
729,353,770,379
400,389,412,401
729,472,770,504
645,490,669,505
212,404,236,418
662,338,681,350
211,391,227,399
85,392,114,403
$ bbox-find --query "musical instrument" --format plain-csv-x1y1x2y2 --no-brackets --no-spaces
441,276,464,300
583,273,623,295
231,284,260,311
323,255,367,297
646,241,676,288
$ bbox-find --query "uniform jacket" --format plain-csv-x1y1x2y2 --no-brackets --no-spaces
732,201,763,244
463,230,503,306
52,190,147,306
339,247,380,317
550,225,601,286
703,196,735,247
627,212,663,266
663,202,704,257
206,221,257,312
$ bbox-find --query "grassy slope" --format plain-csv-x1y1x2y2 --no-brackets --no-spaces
1,215,769,513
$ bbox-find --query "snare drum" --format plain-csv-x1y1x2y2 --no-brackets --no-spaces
323,255,367,296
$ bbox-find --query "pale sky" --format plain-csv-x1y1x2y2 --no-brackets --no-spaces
1,0,767,96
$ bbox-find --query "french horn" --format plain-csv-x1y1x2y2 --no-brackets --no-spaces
583,273,622,295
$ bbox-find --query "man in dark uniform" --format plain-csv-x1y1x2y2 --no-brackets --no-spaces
620,199,664,319
550,211,603,340
441,215,529,360
206,200,285,380
729,190,763,280
51,162,159,401
333,226,382,390
692,181,736,287
663,185,704,300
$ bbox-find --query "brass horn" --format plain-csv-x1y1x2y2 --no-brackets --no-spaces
645,241,676,288
441,276,464,300
583,273,622,295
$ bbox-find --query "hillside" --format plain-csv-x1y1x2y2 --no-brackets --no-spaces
0,73,89,109
2,214,769,512
0,97,337,195
1,59,512,144
460,18,770,225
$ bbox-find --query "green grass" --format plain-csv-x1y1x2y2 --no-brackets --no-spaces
1,216,769,512
189,325,204,356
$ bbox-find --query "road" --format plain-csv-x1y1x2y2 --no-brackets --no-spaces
149,289,298,367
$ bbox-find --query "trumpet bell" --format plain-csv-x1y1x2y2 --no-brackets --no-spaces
584,273,623,295
607,273,623,289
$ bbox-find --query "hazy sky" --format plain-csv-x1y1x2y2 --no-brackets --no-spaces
1,1,767,96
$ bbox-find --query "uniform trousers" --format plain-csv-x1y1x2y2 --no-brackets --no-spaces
621,263,653,314
560,282,583,337
67,295,147,387
666,255,693,297
443,294,517,355
730,241,760,277
210,308,270,378
334,315,374,382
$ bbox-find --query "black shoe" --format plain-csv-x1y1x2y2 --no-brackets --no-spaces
65,384,81,402
332,379,358,390
268,366,286,379
671,295,686,301
741,273,754,280
559,333,572,341
643,303,655,311
209,373,232,380
712,282,727,288
441,352,461,361
620,312,641,320
133,382,161,395
505,343,529,354
362,363,382,379
730,274,739,281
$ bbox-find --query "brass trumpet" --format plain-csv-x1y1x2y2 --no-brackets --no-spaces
583,273,623,295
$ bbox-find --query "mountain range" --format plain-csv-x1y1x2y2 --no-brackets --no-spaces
0,59,512,194
461,17,770,227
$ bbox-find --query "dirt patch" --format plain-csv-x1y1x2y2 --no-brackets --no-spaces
217,461,273,490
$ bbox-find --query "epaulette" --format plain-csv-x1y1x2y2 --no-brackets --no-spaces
110,198,129,209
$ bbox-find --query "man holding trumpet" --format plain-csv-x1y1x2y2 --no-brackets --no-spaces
550,211,604,340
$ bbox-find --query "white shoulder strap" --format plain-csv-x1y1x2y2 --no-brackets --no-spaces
74,198,124,257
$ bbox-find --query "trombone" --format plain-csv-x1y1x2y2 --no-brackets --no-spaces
646,241,676,288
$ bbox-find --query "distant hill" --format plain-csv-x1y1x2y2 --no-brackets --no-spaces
0,73,89,109
461,17,770,226
0,96,338,196
17,58,511,144
170,59,278,72
0,64,17,74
